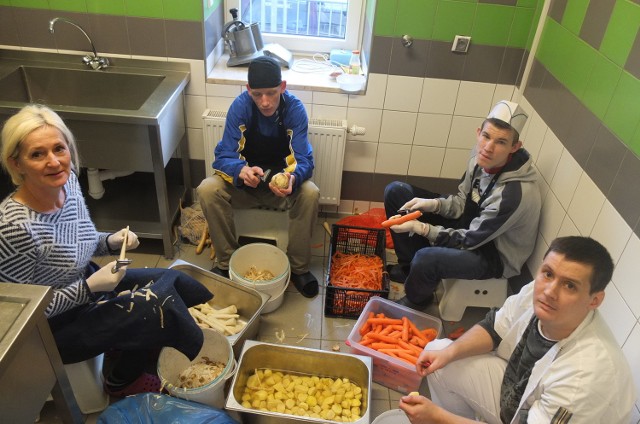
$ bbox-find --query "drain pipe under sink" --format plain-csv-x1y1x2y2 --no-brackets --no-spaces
86,168,135,199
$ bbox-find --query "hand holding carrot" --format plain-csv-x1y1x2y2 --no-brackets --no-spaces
401,197,440,213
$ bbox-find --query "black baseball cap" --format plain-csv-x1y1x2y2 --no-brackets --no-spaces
248,56,282,89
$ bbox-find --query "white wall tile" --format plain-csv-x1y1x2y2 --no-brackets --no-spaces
375,143,411,174
526,232,548,277
612,234,640,318
420,78,460,114
206,95,234,112
535,164,550,204
206,82,241,98
492,84,516,105
447,116,481,149
187,127,204,161
379,110,417,145
539,190,565,245
599,283,636,346
313,90,349,107
454,81,495,117
557,215,579,238
171,58,206,96
407,146,445,177
343,140,377,173
440,148,471,179
310,104,347,120
549,149,581,210
346,107,382,143
521,109,547,161
536,129,563,184
348,73,387,109
621,323,640,411
384,75,423,112
590,201,632,264
414,113,452,147
567,172,605,236
288,89,313,103
185,94,207,129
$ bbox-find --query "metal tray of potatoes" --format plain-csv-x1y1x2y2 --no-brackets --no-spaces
225,340,372,424
168,260,268,358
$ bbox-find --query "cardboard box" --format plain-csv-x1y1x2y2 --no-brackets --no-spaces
346,296,443,393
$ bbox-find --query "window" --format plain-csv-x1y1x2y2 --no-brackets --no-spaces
226,0,363,53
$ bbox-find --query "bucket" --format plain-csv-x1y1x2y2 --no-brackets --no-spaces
372,409,411,424
157,328,236,408
229,243,290,313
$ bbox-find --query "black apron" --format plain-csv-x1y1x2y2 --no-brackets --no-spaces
240,96,290,184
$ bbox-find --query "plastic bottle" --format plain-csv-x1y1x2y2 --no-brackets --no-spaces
349,50,361,75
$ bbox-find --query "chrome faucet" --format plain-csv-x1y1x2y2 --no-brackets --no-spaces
49,17,110,70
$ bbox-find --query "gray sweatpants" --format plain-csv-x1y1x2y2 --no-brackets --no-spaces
196,175,319,274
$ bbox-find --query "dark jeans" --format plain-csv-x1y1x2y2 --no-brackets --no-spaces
384,181,502,303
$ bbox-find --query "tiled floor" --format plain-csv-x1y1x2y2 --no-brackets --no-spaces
38,215,488,423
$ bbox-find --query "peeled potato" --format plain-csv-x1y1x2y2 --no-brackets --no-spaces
272,172,290,188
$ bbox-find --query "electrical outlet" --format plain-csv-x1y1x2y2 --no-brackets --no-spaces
452,35,471,53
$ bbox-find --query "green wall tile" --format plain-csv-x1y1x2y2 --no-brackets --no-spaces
582,54,621,120
600,0,640,67
526,6,542,50
604,71,640,143
12,0,48,8
630,121,640,157
509,7,534,48
374,0,398,36
561,0,589,35
0,0,12,5
164,0,201,21
563,37,597,97
394,0,436,39
125,0,164,19
517,0,538,7
473,4,513,46
86,0,125,15
432,0,476,42
49,0,87,13
537,19,570,79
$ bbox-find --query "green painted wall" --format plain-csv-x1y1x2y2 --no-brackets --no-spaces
11,0,203,21
536,0,640,156
373,0,541,50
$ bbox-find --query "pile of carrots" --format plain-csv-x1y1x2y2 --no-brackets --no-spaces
329,252,384,314
357,312,438,366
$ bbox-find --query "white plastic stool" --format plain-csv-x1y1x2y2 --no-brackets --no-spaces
438,278,508,322
63,354,109,414
234,208,289,251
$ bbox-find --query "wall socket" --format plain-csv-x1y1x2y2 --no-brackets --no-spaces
452,35,471,53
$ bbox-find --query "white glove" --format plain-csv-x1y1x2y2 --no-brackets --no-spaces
390,220,429,237
107,228,140,251
401,197,439,213
86,260,126,293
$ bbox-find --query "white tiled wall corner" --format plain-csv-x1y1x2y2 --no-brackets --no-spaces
407,146,445,177
590,201,632,264
567,172,605,236
521,110,547,161
206,95,234,112
184,94,206,129
556,215,579,238
379,111,417,145
539,190,564,245
205,82,241,98
527,232,548,275
414,113,452,147
440,148,471,179
347,73,387,109
312,90,349,107
170,58,206,96
310,104,347,120
549,149,581,210
535,129,563,184
346,107,382,143
599,282,636,346
454,81,495,117
611,234,640,318
447,116,482,149
534,164,550,204
420,78,460,114
492,84,516,105
343,140,377,173
620,323,640,412
384,75,423,112
375,143,411,174
187,127,205,161
288,89,313,103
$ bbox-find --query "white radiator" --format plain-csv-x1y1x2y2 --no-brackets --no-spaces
202,109,347,206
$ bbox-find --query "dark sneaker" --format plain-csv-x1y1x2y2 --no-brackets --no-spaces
395,294,434,311
386,264,409,284
210,266,229,279
290,271,319,298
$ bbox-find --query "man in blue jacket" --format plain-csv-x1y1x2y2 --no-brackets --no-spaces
197,56,320,298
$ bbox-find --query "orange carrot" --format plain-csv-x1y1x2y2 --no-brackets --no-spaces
359,337,374,346
359,311,375,336
422,328,438,342
401,317,410,342
366,332,401,344
367,318,403,326
398,339,423,355
381,211,423,228
406,319,428,344
371,342,398,350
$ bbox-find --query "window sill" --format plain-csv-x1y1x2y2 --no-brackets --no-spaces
207,53,365,95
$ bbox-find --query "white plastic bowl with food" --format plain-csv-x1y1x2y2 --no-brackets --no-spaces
337,74,365,92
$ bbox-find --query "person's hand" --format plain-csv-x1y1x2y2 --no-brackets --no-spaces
86,260,126,293
239,165,264,188
390,220,428,236
107,228,140,251
402,197,439,213
399,393,441,423
269,173,294,197
416,347,451,377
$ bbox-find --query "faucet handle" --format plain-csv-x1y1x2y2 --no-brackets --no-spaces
83,55,109,70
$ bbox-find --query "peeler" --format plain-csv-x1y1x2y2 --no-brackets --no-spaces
111,226,133,273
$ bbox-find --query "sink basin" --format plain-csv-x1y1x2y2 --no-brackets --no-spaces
0,66,165,110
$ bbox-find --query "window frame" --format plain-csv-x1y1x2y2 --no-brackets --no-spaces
225,0,364,53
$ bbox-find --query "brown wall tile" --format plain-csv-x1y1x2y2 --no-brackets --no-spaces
580,0,616,50
498,48,527,85
13,8,56,50
461,44,504,83
562,101,600,167
49,13,94,54
127,17,167,58
584,125,627,195
369,35,393,75
426,40,466,80
166,20,204,60
88,14,130,55
0,7,20,46
388,38,429,77
548,0,568,23
609,151,640,229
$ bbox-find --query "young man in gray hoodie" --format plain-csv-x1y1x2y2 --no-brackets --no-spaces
384,100,541,310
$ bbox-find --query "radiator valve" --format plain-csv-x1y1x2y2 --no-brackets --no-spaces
348,125,366,136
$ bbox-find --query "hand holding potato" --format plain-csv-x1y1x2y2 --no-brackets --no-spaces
269,172,294,197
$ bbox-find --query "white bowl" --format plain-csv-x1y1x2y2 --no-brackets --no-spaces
337,74,365,92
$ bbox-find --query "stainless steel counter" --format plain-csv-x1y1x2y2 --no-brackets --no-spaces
0,283,83,423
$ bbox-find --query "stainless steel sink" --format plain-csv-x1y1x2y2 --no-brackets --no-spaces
0,66,165,110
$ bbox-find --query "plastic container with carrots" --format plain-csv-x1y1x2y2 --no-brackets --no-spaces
346,296,443,393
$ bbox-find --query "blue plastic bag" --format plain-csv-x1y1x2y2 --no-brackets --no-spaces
97,393,240,423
